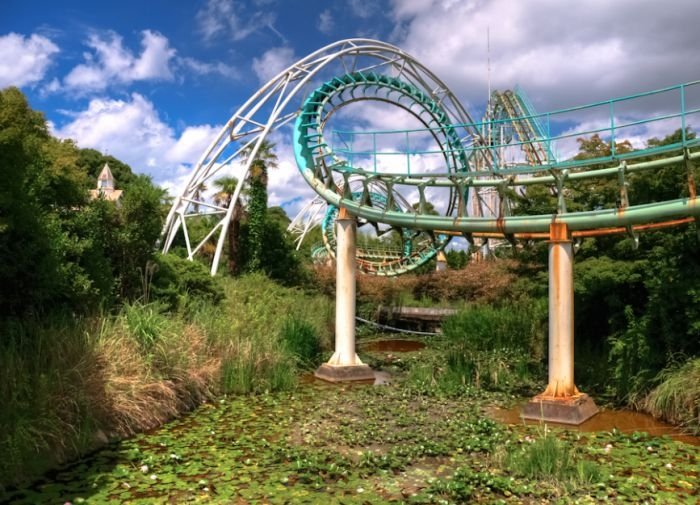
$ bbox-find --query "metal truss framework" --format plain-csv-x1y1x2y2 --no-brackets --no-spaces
161,39,486,275
163,38,700,276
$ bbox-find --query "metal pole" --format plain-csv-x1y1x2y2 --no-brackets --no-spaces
315,208,374,382
329,208,361,366
544,222,576,397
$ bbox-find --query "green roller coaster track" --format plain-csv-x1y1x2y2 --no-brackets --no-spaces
295,75,700,241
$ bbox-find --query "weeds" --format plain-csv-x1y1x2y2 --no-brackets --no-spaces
0,274,331,487
506,431,603,488
643,357,700,434
440,300,546,392
280,316,322,369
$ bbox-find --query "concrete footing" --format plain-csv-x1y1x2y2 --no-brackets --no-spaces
314,363,375,383
521,393,599,425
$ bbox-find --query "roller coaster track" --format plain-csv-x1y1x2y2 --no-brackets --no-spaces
162,38,700,276
161,39,486,275
489,88,554,166
288,85,553,271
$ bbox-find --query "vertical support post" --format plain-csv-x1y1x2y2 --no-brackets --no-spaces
314,208,374,382
373,132,377,173
544,222,576,398
522,222,598,424
332,209,358,365
681,84,687,145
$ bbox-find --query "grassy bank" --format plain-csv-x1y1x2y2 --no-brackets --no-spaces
0,274,332,488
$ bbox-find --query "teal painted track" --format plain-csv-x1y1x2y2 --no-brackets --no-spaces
296,71,466,275
295,76,700,238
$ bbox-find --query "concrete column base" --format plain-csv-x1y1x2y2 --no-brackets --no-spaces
521,393,599,425
314,363,375,383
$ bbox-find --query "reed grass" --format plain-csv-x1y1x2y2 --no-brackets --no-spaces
643,357,700,434
506,432,602,487
440,300,546,392
0,273,332,487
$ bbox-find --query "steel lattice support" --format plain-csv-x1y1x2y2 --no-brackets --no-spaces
161,39,486,275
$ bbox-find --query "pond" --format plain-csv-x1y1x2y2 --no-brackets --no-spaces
488,405,700,446
3,339,698,504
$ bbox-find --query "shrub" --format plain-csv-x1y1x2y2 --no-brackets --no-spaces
149,253,222,310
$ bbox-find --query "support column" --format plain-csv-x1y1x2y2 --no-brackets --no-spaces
314,208,374,382
522,222,598,424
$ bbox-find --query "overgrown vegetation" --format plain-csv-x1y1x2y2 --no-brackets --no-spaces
441,301,546,392
2,81,699,500
3,337,696,504
0,274,331,486
644,358,700,434
0,88,329,487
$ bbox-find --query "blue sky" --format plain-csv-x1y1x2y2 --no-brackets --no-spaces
3,0,700,216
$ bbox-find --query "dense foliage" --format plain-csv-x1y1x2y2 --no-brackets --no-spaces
0,87,166,315
510,130,700,409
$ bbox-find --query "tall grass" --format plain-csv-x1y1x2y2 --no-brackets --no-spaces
0,273,332,488
280,317,323,369
196,273,332,394
0,317,103,485
643,357,700,434
505,433,602,487
441,300,546,392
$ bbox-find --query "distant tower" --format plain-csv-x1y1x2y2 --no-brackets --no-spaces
89,163,123,203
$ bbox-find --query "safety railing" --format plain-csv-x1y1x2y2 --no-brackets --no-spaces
328,80,700,177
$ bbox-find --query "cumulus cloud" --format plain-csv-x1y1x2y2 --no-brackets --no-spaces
252,46,296,83
264,130,318,217
50,94,313,214
62,30,175,93
390,0,700,115
197,0,275,42
0,32,59,88
349,0,380,19
52,93,220,187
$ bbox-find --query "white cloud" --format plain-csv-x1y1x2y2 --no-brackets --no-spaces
197,0,275,42
0,33,59,88
349,0,379,19
317,9,334,35
62,30,175,93
167,124,220,165
264,130,318,217
179,56,239,79
52,93,220,187
390,0,700,114
251,46,296,84
51,92,324,219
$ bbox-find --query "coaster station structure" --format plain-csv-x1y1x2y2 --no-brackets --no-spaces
162,39,700,423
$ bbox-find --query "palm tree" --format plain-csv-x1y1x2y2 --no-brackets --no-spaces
213,176,244,275
241,140,278,271
242,139,279,191
192,181,207,213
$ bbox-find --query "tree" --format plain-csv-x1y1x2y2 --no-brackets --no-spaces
213,176,244,275
0,88,168,314
242,140,278,272
0,87,60,314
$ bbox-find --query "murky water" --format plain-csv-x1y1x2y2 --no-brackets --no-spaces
361,339,426,353
488,404,700,445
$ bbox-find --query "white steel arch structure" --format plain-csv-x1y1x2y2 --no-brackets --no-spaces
160,39,489,275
